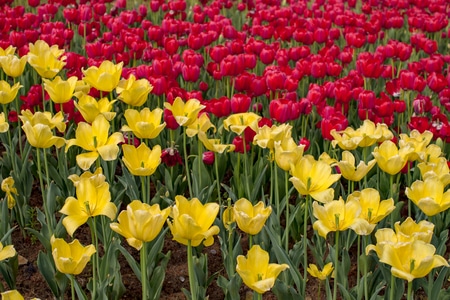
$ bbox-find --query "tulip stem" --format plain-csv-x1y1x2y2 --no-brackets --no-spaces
183,127,193,197
249,234,253,250
389,274,395,300
303,194,310,298
141,242,148,300
242,135,251,201
407,280,412,300
141,176,147,204
363,236,369,300
187,240,197,300
333,230,339,300
284,171,290,252
89,218,99,298
36,148,52,234
256,292,262,300
70,275,75,300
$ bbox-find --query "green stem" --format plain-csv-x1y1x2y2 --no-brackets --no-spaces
274,159,280,217
36,148,52,234
187,240,197,300
269,158,274,208
390,174,394,227
407,280,412,300
183,127,193,197
141,242,148,300
141,176,147,204
333,230,340,300
89,217,99,298
284,171,290,252
214,155,221,204
303,194,310,298
197,141,202,191
389,274,395,300
364,236,369,300
242,135,251,200
256,292,262,300
249,234,253,249
70,275,75,300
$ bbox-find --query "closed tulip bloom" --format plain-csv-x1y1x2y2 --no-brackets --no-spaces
0,112,9,133
312,198,370,238
233,198,272,235
65,115,124,170
19,110,66,133
60,176,117,236
82,60,123,92
110,200,171,250
167,195,220,247
336,151,376,182
74,93,116,123
0,54,28,78
417,157,450,186
116,74,153,107
1,176,18,209
405,175,450,216
307,262,334,281
197,131,235,153
43,76,78,104
347,189,395,234
394,217,434,244
163,97,205,127
0,242,16,261
186,113,215,137
0,81,22,104
22,122,65,149
378,239,448,282
122,144,161,176
236,245,289,294
274,138,305,171
372,140,413,175
223,112,261,135
253,123,291,152
51,236,96,275
290,155,341,203
67,167,106,188
399,130,433,162
28,51,66,79
121,108,165,139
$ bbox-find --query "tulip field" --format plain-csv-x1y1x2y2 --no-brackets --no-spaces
1,0,450,299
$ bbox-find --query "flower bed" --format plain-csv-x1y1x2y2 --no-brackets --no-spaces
0,0,449,299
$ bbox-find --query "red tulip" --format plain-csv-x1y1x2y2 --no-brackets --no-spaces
408,116,430,133
161,147,183,167
231,94,251,113
202,151,215,165
233,136,251,153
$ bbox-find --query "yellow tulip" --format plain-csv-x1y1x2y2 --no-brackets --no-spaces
121,108,165,140
197,131,235,153
27,42,66,79
223,112,261,135
116,74,153,107
19,109,66,133
417,157,450,186
1,290,25,300
274,137,305,171
399,130,433,162
163,97,205,127
43,76,78,104
222,206,235,231
0,45,16,56
331,119,393,150
28,40,64,59
418,144,444,163
0,112,9,133
167,195,220,247
307,262,334,281
0,242,16,261
50,236,96,275
82,60,123,93
65,115,124,170
233,198,272,235
0,54,27,78
110,200,171,250
347,189,394,234
335,151,376,182
60,176,117,236
21,122,65,149
253,123,291,152
406,175,450,216
1,176,18,209
186,113,215,137
312,198,370,238
74,93,116,123
236,245,289,294
372,140,413,175
68,167,106,187
122,144,161,176
395,217,434,244
0,81,22,105
290,155,341,203
378,239,448,282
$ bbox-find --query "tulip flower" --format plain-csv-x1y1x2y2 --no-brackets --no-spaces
82,60,123,93
1,176,18,209
0,242,16,261
27,41,66,79
1,290,26,300
65,115,124,170
74,93,117,123
43,76,78,104
121,108,166,140
50,236,96,275
290,155,341,203
233,198,272,236
0,45,16,56
236,245,289,295
60,175,117,236
274,137,305,171
186,113,215,138
19,110,66,133
347,189,395,234
372,140,414,175
399,130,433,162
197,131,235,153
116,74,153,107
253,123,291,154
21,122,65,149
163,97,205,127
167,195,220,247
335,151,376,182
0,81,22,105
223,112,261,135
307,262,334,281
0,112,9,133
405,175,450,216
110,200,171,250
122,144,161,177
0,54,28,78
417,157,450,186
